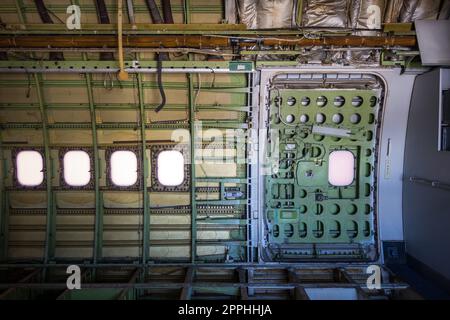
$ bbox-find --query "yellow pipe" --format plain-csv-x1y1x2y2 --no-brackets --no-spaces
117,0,128,81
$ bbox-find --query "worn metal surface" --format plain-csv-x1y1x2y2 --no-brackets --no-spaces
0,264,412,300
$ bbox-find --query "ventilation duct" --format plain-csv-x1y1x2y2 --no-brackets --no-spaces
301,0,352,28
237,0,257,29
439,1,450,19
237,0,294,29
399,0,442,22
350,0,386,29
383,0,402,22
256,0,294,29
236,0,449,30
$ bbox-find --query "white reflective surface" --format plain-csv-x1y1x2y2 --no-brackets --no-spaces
63,151,91,186
328,150,355,186
157,150,184,186
16,150,44,186
110,151,137,186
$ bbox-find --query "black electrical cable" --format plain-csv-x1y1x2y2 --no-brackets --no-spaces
145,0,164,24
154,53,166,113
94,0,114,61
161,0,174,24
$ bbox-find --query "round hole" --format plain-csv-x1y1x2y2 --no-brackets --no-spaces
299,222,307,238
332,113,343,124
300,205,307,213
334,96,345,107
273,224,279,237
364,221,371,237
365,183,371,196
347,221,358,239
287,96,296,106
301,97,310,106
315,113,326,124
352,96,363,107
313,134,325,142
299,114,309,123
313,221,324,238
330,220,341,238
315,204,324,215
347,204,357,215
285,114,295,123
369,96,377,107
330,136,341,142
300,189,307,198
316,96,327,107
330,204,341,215
284,224,294,238
350,113,361,124
311,146,322,158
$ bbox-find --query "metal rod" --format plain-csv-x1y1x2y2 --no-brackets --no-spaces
116,268,140,300
83,53,103,264
0,68,247,74
0,262,397,268
0,281,409,290
408,176,450,191
161,0,174,24
0,268,40,299
117,0,128,80
188,72,197,263
94,0,115,60
237,268,248,300
34,73,55,264
179,267,194,300
13,0,26,26
2,47,237,56
287,268,310,300
137,72,150,265
0,34,417,48
145,0,164,24
183,0,191,24
126,0,136,26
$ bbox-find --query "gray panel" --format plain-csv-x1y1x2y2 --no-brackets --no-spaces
416,20,450,66
403,68,450,281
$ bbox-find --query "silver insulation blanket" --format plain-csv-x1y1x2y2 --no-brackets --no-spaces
301,0,352,28
438,0,450,19
384,0,404,23
237,0,294,29
350,0,386,29
237,0,258,29
399,0,442,22
256,0,294,29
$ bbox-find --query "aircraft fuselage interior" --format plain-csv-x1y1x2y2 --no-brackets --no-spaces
0,0,449,301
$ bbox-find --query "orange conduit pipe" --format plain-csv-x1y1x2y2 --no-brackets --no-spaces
117,0,128,81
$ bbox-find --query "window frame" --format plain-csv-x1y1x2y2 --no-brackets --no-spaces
12,148,46,189
150,144,190,192
106,147,142,190
59,147,94,189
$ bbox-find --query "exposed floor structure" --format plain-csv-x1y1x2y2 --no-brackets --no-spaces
0,0,449,300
